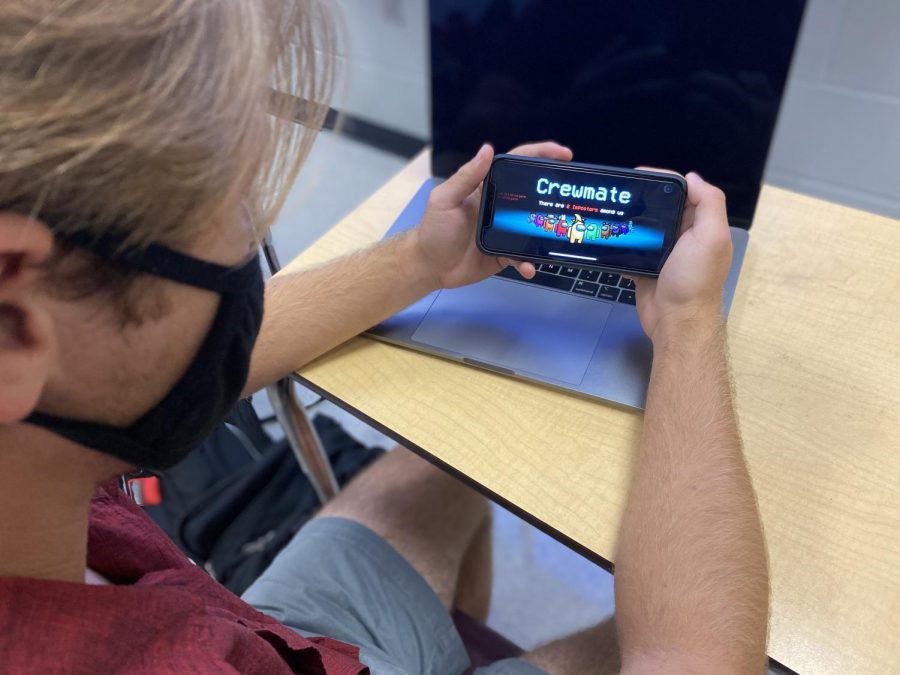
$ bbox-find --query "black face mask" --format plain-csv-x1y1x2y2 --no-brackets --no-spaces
25,228,265,471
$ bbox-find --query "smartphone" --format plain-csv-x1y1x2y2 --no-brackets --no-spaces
476,155,686,277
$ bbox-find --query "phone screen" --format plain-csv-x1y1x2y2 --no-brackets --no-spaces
479,157,685,275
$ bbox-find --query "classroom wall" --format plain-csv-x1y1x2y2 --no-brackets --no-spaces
328,0,430,140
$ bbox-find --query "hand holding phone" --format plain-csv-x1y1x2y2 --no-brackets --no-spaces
476,155,686,277
412,143,572,289
632,171,734,341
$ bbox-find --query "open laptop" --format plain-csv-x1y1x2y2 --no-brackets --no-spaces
368,0,807,410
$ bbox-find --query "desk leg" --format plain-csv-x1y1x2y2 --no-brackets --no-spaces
266,378,340,504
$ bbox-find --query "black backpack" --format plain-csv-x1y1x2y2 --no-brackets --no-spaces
144,398,384,595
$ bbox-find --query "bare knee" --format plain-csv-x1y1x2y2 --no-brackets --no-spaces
320,447,486,529
317,447,489,609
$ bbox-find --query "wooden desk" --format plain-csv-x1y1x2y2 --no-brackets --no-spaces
282,150,900,675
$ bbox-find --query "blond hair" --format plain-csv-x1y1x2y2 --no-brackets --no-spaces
0,0,335,249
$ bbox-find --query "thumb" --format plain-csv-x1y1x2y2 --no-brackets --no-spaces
432,144,494,207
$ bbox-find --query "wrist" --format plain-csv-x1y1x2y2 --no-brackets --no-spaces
650,304,724,348
395,230,442,294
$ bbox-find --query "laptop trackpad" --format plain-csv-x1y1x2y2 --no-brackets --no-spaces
411,277,612,385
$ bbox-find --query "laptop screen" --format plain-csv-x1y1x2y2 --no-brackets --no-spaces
430,0,807,228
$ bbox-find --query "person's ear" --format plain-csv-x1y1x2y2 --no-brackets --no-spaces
0,212,56,423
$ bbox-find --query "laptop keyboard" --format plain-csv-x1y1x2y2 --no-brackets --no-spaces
496,264,637,305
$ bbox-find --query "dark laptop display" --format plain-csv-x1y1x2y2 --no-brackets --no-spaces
430,0,807,228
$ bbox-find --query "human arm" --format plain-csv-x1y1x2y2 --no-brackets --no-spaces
243,142,572,395
615,173,769,674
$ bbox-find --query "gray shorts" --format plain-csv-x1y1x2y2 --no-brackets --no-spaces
243,517,545,675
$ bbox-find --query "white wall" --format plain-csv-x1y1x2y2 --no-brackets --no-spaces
329,0,429,139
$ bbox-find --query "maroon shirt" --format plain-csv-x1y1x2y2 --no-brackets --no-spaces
0,482,367,674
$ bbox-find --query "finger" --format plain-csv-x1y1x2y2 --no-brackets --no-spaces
513,260,536,279
634,165,682,177
431,143,494,207
508,141,573,162
497,257,536,279
679,195,697,236
685,172,729,239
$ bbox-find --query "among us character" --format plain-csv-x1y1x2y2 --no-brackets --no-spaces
568,214,586,244
544,214,557,232
619,221,630,235
611,223,621,236
600,222,611,239
528,212,536,224
585,222,599,241
569,221,586,244
543,214,555,231
555,214,570,237
535,213,545,229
